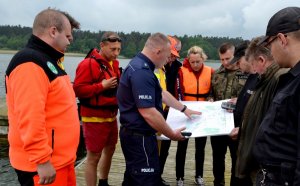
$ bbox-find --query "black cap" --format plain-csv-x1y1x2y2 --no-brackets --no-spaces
230,41,249,65
258,7,300,45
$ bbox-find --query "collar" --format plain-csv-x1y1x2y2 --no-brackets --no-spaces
90,48,110,63
137,52,155,71
164,59,182,70
260,62,279,79
217,65,226,73
289,60,300,77
27,35,64,61
257,63,280,88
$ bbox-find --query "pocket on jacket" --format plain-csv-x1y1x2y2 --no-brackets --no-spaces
272,92,289,130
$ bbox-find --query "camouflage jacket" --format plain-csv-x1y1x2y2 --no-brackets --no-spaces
210,65,248,101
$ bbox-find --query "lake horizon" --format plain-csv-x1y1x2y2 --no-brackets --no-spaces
0,53,221,98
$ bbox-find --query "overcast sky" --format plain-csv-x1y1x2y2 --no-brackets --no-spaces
0,0,299,39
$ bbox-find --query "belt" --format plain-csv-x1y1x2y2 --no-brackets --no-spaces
121,127,155,137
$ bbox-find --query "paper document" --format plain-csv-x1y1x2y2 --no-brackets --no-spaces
163,100,234,138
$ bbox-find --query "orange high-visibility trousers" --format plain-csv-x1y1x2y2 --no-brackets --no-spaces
33,163,76,186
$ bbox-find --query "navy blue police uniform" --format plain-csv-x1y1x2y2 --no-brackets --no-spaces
117,52,163,186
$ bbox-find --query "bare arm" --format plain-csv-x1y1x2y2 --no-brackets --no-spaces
162,90,201,119
138,107,185,141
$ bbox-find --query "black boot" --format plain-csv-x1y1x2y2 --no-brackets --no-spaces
98,179,110,186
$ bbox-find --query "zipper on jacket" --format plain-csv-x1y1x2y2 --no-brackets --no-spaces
196,79,199,101
51,129,54,157
223,71,229,99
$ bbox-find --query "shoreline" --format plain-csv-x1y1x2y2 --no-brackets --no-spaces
0,49,128,58
0,49,86,57
0,50,219,61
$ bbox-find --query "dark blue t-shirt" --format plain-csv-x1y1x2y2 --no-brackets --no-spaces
117,52,163,133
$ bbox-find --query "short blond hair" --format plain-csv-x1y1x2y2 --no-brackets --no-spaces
145,32,170,50
187,46,207,60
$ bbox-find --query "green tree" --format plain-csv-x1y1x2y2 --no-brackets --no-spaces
0,25,245,59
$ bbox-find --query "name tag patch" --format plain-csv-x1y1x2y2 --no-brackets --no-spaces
140,168,155,173
139,95,152,100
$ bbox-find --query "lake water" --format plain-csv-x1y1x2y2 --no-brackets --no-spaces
0,54,221,98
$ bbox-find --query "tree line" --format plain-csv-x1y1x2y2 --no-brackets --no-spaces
0,25,244,60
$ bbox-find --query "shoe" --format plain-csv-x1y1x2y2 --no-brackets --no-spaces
160,178,170,186
194,176,205,186
177,178,184,186
98,179,110,186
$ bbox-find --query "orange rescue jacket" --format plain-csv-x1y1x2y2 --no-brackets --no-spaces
181,65,212,101
5,35,80,172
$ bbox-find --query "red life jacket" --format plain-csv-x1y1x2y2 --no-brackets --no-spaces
76,49,120,115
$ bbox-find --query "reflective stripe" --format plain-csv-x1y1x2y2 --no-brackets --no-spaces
81,116,116,123
142,136,149,166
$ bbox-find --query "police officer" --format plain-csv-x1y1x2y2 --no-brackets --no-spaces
253,7,300,185
117,33,200,186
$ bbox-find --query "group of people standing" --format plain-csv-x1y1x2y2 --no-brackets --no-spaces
4,6,300,186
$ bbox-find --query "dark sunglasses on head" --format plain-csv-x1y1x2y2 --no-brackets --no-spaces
102,37,122,43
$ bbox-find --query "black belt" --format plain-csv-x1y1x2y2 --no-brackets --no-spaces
121,127,155,137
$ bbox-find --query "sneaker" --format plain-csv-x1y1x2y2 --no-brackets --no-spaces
194,176,205,186
177,178,184,186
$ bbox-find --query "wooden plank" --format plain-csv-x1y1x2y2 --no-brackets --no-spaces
76,138,232,186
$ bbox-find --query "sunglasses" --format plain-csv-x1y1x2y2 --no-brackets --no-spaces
263,34,287,49
263,36,278,49
102,37,122,43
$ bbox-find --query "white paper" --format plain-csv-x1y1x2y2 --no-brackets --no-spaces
161,100,234,139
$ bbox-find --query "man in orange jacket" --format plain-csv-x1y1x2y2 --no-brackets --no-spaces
5,8,80,186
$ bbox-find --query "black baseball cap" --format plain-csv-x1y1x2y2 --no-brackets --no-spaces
230,41,249,64
258,7,300,45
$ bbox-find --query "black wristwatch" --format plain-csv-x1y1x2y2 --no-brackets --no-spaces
180,105,187,112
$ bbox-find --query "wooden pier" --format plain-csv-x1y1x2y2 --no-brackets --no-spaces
75,138,232,186
0,98,232,186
